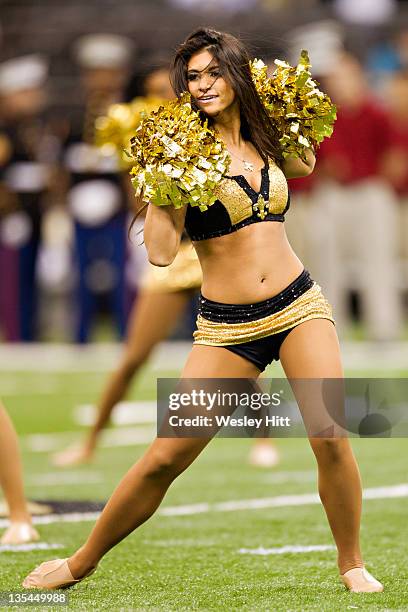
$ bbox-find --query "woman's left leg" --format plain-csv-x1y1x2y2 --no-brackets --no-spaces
279,319,382,591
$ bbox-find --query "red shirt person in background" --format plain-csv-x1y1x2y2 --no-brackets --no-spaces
318,53,392,183
310,52,402,340
382,70,408,195
381,70,408,288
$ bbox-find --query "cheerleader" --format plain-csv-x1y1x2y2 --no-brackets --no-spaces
23,29,382,593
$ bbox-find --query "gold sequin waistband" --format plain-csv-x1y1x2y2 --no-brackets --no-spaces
193,283,334,346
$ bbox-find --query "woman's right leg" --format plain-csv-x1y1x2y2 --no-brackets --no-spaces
25,346,260,584
68,435,211,575
52,289,193,466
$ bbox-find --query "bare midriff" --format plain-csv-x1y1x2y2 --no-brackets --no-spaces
193,221,304,304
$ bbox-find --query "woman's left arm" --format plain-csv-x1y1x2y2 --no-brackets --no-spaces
282,148,316,179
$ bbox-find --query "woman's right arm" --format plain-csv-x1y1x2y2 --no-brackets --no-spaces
143,203,187,267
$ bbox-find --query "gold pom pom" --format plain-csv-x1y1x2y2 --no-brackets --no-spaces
122,51,335,210
95,97,165,168
128,92,230,210
251,51,337,160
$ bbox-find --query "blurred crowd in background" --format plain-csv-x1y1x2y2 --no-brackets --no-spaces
1,0,408,343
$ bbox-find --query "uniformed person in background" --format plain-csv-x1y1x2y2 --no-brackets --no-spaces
0,55,55,341
64,34,134,342
315,53,402,340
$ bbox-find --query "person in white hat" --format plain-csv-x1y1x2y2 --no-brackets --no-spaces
63,34,134,342
0,54,48,109
0,54,53,341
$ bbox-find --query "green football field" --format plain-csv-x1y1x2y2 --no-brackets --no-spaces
0,344,407,611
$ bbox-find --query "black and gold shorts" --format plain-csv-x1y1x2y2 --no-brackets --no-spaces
193,269,334,371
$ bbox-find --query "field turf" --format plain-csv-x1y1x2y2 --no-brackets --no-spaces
0,348,407,611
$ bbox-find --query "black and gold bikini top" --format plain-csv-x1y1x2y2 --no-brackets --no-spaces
184,158,290,241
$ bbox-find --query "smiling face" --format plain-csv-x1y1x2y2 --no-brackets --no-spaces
186,48,236,116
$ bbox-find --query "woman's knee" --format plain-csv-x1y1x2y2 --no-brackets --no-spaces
310,437,352,464
121,350,151,377
141,445,198,481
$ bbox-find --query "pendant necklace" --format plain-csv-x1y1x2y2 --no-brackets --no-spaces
227,148,255,172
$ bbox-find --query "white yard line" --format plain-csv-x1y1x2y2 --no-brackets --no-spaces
0,484,406,528
0,542,63,553
0,512,101,529
160,484,408,516
0,380,61,396
260,471,316,484
0,343,124,372
74,402,157,426
238,545,336,555
27,472,103,486
22,426,155,452
0,341,407,372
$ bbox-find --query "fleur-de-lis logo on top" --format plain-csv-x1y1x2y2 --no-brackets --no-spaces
253,195,269,220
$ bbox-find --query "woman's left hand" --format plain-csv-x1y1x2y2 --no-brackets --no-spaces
282,147,316,179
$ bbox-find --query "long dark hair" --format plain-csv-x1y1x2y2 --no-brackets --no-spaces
170,28,283,164
130,28,282,237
